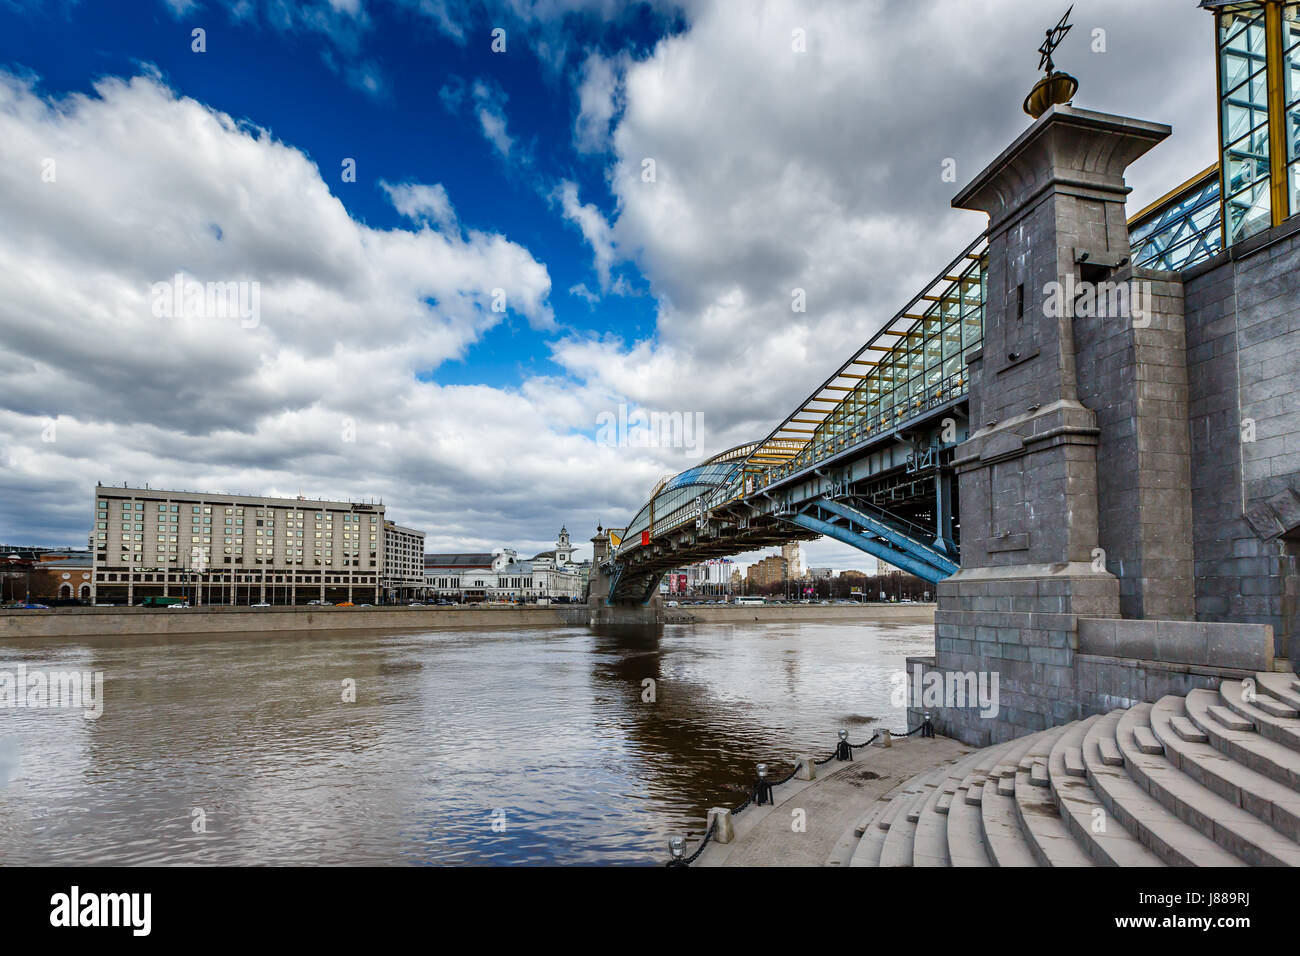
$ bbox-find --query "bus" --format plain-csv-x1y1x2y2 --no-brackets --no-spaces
141,596,187,607
733,596,764,606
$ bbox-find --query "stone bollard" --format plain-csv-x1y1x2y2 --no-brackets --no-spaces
795,756,816,781
706,807,735,844
880,729,892,748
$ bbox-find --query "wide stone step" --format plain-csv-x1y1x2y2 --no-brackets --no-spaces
1063,747,1087,777
1209,703,1255,733
1063,713,1163,866
944,738,1026,868
879,767,948,867
876,774,927,831
1256,672,1300,712
1014,723,1094,867
1186,688,1300,791
979,731,1048,867
1124,701,1300,865
1098,734,1124,767
1220,680,1300,752
915,749,993,868
957,742,1005,807
1151,695,1300,845
1132,724,1164,755
849,803,891,867
913,749,987,867
1169,714,1207,743
1085,709,1242,866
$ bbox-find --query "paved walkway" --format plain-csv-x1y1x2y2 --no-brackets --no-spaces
698,736,971,867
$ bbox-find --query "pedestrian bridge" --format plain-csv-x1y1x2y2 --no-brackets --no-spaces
600,165,1222,604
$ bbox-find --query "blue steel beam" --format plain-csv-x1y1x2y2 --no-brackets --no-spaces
782,511,951,584
810,497,959,577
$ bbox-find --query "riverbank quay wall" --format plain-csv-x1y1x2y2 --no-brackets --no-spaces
0,602,935,639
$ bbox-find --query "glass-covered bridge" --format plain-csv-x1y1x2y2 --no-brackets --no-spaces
602,164,1225,601
603,165,1226,599
594,2,1300,604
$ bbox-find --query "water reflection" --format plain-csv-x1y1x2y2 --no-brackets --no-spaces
0,620,932,865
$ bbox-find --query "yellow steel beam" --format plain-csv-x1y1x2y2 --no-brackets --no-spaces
1267,1,1290,226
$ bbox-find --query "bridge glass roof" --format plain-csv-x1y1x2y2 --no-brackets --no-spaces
1129,167,1223,271
618,447,751,548
614,164,1229,558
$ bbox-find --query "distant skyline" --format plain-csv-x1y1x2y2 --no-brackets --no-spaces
0,1,1215,571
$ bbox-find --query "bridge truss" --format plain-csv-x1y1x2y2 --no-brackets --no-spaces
602,166,1225,603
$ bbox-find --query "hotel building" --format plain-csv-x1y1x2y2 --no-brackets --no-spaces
382,521,426,601
91,484,387,605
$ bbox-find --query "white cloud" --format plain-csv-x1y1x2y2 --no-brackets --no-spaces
0,70,680,551
381,181,458,232
472,80,515,159
556,180,619,291
557,0,1216,455
574,51,625,154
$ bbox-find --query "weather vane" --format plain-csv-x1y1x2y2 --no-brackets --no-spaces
1023,5,1079,119
1038,5,1074,75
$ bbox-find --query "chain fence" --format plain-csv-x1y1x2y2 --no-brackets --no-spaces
666,714,934,866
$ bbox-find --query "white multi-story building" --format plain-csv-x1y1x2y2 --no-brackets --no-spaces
422,527,586,603
91,484,386,605
782,542,804,579
382,521,426,601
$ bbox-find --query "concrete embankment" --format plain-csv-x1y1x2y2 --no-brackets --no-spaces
676,603,934,625
696,736,969,867
0,604,589,638
0,601,935,638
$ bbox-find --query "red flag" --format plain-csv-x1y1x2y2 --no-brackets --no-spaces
641,530,650,546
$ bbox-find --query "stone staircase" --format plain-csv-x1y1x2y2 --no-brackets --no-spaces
846,674,1300,866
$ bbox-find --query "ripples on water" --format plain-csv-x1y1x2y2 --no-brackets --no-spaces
0,620,933,865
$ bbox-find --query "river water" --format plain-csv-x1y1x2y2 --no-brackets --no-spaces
0,619,932,865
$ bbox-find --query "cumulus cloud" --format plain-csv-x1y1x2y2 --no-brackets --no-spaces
556,0,1215,440
381,181,458,232
546,0,1216,565
574,51,625,154
556,180,620,291
3,0,1222,573
472,80,516,159
0,70,676,552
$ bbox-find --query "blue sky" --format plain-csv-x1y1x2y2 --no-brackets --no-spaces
0,0,1216,568
1,0,664,389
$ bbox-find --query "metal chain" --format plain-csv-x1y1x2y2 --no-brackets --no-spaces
666,820,717,867
770,764,800,786
668,719,932,864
